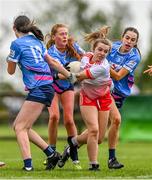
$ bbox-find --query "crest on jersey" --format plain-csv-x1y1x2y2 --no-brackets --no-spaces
128,60,136,68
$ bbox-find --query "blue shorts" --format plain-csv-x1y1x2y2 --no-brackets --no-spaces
111,89,127,109
26,84,55,107
52,82,74,94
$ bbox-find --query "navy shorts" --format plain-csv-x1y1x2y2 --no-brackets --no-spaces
52,82,74,94
111,89,127,109
26,84,55,107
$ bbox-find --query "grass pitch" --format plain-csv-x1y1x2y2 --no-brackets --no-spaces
0,125,152,179
0,141,152,179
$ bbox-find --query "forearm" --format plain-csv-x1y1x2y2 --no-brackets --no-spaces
45,54,70,78
7,61,16,75
110,68,129,81
58,73,67,79
110,69,120,81
76,70,92,81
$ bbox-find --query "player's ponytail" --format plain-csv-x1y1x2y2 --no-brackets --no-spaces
29,22,44,41
45,34,53,50
84,26,110,43
13,15,44,41
66,37,82,60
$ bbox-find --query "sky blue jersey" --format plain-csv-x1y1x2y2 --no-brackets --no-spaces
47,43,85,92
107,41,141,97
7,35,53,90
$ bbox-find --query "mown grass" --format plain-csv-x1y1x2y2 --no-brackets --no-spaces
0,125,152,179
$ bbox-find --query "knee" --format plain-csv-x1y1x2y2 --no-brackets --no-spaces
98,133,106,144
50,114,59,123
13,123,22,135
111,115,121,128
64,114,73,122
89,128,98,138
64,119,74,128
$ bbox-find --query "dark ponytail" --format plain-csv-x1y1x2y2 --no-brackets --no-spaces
14,15,44,41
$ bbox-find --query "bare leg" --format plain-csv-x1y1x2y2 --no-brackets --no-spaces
80,106,98,163
48,93,60,145
98,110,109,144
108,98,121,149
76,110,109,146
107,98,124,169
76,129,88,145
28,129,49,150
13,101,45,160
60,90,77,136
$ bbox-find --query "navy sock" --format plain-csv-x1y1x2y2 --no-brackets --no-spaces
43,146,54,157
50,145,56,151
24,158,32,168
67,136,78,162
109,149,115,160
67,136,76,146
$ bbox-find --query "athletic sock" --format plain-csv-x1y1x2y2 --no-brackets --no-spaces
109,149,115,160
43,145,54,157
24,158,32,168
90,161,98,165
50,144,56,151
71,136,78,146
67,136,79,162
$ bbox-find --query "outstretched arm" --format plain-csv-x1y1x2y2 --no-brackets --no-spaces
45,54,77,83
45,53,70,78
76,69,93,81
143,65,152,76
110,67,129,81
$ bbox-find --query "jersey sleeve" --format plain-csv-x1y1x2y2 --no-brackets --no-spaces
7,41,21,63
123,53,141,73
41,42,47,58
47,48,62,65
80,56,86,70
74,42,85,55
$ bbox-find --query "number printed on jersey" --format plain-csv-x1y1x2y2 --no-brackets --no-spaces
30,46,44,63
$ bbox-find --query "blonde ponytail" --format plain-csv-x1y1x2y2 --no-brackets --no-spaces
84,26,110,43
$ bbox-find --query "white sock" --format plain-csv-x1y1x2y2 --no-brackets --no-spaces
71,136,79,146
90,161,98,165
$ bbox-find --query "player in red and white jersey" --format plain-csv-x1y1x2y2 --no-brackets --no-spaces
69,28,113,170
80,51,112,100
59,26,113,171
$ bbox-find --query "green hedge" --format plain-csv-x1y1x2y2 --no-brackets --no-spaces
120,95,152,141
121,95,152,121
